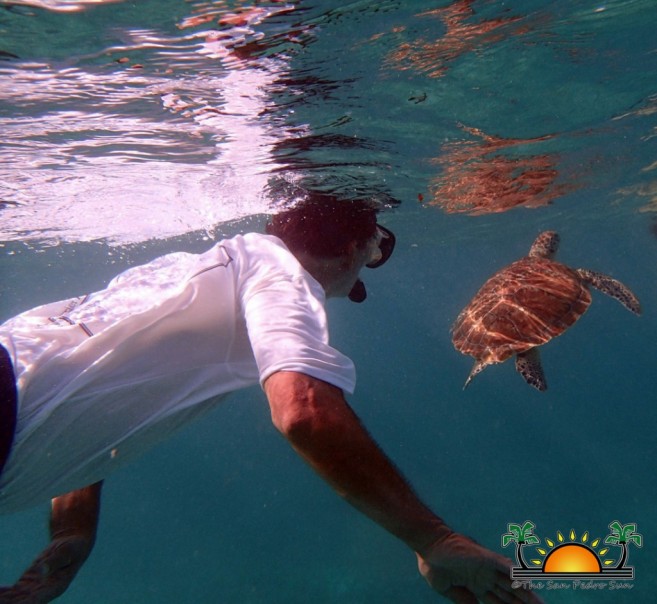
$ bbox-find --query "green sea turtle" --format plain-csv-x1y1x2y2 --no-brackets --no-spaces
451,231,641,391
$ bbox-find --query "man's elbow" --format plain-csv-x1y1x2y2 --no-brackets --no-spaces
265,372,346,442
271,396,336,443
272,406,315,440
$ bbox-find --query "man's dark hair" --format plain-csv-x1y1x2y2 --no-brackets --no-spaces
266,186,378,258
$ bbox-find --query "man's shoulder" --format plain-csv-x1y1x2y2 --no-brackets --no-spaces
219,232,298,269
224,231,289,252
223,233,324,302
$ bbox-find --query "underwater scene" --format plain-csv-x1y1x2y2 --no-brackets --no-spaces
1,0,656,602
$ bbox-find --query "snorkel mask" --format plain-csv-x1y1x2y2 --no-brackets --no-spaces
348,225,396,303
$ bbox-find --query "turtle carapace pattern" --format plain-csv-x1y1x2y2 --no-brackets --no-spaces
451,231,641,391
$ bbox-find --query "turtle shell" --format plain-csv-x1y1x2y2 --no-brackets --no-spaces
452,256,591,365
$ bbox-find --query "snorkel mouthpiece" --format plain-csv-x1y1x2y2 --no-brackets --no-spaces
348,279,367,303
347,225,396,303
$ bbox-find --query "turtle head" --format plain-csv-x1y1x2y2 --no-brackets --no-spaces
529,231,559,259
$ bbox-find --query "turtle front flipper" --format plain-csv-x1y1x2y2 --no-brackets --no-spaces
577,269,641,315
515,348,547,391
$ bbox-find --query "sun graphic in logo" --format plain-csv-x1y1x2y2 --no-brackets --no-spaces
530,531,614,573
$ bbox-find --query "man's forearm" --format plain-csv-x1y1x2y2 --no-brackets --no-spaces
290,401,451,553
265,372,452,556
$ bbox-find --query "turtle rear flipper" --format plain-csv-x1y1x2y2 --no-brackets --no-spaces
464,359,488,389
515,348,547,391
577,269,641,315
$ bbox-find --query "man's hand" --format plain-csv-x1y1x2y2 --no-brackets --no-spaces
417,532,544,604
0,482,102,604
0,536,92,604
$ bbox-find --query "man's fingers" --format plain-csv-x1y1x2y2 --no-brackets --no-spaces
486,562,544,604
0,586,32,604
443,585,479,604
493,580,544,604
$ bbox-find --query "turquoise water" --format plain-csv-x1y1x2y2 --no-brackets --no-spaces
1,0,656,602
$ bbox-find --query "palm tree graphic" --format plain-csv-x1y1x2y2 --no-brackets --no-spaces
604,521,642,570
502,521,540,569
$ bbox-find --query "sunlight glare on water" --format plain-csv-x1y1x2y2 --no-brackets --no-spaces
1,0,302,244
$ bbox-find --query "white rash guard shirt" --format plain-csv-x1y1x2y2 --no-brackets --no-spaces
0,233,356,512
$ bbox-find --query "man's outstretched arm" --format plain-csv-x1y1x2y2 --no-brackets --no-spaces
264,371,542,604
0,481,102,604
